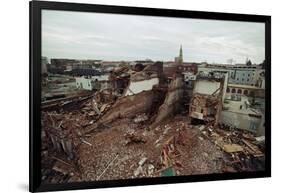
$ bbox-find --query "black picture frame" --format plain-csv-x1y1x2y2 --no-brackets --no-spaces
29,1,271,192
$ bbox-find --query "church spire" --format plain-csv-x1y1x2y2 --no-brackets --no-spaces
179,45,183,64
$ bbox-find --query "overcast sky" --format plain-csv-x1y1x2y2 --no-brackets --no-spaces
42,10,265,64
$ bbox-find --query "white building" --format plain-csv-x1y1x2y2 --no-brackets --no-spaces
198,64,264,87
75,75,110,91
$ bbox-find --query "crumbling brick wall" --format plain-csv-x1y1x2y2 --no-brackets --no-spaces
152,76,184,127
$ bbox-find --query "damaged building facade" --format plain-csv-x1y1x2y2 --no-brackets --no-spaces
189,72,227,126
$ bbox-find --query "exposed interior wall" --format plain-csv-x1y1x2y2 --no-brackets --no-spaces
193,79,221,95
124,78,159,96
152,76,184,127
96,62,166,125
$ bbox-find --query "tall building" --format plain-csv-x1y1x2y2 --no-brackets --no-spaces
179,44,183,64
175,45,183,65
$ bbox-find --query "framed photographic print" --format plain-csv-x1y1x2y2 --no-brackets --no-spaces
30,0,271,192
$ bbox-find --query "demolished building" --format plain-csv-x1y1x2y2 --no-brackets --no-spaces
40,55,265,184
189,72,228,126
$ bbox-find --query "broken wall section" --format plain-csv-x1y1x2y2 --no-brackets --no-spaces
152,76,184,127
97,90,163,125
96,62,166,125
189,74,226,126
124,62,164,96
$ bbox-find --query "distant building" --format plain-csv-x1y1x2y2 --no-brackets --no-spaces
48,58,104,76
226,84,265,98
198,64,264,87
175,45,183,65
41,56,48,74
75,75,110,91
229,68,259,86
178,63,198,74
163,46,197,79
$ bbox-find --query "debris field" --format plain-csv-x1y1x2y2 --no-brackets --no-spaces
40,62,265,184
41,94,264,184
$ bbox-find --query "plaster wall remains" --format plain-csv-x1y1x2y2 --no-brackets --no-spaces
193,80,221,95
125,78,159,96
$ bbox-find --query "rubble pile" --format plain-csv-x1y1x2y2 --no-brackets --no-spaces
72,116,226,181
189,93,221,124
198,124,265,172
41,108,265,184
41,90,117,183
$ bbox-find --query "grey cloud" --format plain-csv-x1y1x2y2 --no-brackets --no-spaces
42,10,265,64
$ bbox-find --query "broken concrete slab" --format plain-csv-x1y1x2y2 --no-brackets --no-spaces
223,144,244,153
